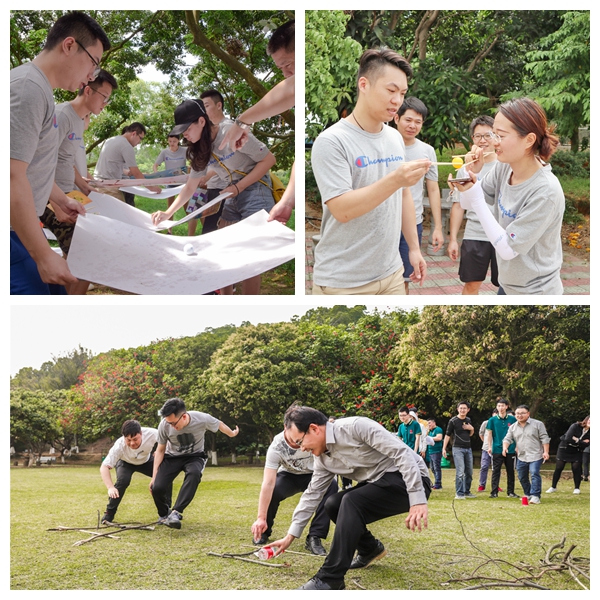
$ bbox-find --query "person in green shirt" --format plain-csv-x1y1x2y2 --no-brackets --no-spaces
426,417,444,489
397,407,421,452
486,398,518,498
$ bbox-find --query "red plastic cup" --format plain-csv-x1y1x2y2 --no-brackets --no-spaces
521,496,529,506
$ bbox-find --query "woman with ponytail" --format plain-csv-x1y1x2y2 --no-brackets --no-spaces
451,98,565,295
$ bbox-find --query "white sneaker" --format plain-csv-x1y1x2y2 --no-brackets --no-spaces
573,488,581,495
529,496,541,504
454,494,466,500
546,487,556,493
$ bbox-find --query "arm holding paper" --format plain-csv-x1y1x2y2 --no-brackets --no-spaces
151,170,216,226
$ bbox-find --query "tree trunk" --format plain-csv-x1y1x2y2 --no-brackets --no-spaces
570,128,579,153
210,450,218,466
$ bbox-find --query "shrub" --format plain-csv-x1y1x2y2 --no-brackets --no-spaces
550,150,590,178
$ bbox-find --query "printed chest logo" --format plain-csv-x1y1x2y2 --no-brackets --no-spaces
176,432,196,453
497,192,517,220
53,114,58,128
68,132,81,141
355,154,404,169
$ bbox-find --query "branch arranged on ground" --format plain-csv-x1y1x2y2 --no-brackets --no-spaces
207,551,290,568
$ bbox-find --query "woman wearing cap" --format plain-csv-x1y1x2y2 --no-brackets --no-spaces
151,98,276,295
450,97,565,295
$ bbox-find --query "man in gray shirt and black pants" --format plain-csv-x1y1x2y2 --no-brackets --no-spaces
265,405,430,590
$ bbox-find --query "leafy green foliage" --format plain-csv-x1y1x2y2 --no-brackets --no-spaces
549,150,590,178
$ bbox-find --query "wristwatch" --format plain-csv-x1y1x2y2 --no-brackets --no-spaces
234,118,252,130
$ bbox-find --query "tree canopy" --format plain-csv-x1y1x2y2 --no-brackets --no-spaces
305,10,589,153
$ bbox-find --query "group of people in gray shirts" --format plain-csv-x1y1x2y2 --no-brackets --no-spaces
11,11,294,296
310,46,566,296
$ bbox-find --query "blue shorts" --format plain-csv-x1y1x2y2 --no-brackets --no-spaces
220,175,274,224
399,222,423,281
10,231,66,295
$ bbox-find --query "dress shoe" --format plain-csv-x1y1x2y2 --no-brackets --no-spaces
253,533,269,546
297,577,345,590
305,535,327,556
349,540,386,569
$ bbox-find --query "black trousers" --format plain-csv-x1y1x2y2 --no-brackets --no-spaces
491,453,515,494
552,457,583,489
315,471,431,585
151,453,206,517
266,471,337,539
106,458,172,518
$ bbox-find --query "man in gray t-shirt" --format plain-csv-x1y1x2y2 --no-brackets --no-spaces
251,429,338,555
150,398,239,528
10,12,110,294
311,48,431,295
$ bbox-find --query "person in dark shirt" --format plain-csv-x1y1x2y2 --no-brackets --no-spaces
442,401,475,499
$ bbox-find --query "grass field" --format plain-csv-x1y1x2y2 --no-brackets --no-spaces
10,465,589,590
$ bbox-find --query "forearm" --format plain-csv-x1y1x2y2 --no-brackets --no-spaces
128,166,145,180
165,177,199,218
100,465,114,489
218,422,238,437
73,168,91,195
427,182,442,230
449,202,464,242
256,480,276,520
152,446,166,478
236,153,276,193
326,170,403,223
401,190,420,251
239,76,295,124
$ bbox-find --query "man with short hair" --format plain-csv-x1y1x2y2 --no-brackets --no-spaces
311,48,430,295
448,115,499,294
265,405,430,590
427,417,444,490
150,398,239,529
486,397,518,498
442,401,475,499
40,68,117,295
503,405,550,504
477,408,498,492
251,427,338,555
10,11,110,294
95,122,160,204
100,419,169,524
397,407,421,453
394,97,443,294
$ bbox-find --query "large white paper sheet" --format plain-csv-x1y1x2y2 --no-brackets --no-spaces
67,210,295,295
154,192,232,229
119,184,186,199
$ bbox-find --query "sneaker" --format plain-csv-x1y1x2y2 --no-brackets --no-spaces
507,492,519,498
573,489,581,495
498,487,504,492
477,485,485,492
164,510,183,529
489,492,498,498
454,494,466,500
349,540,386,569
465,492,476,498
546,487,556,494
529,496,540,504
101,512,115,525
253,533,269,546
432,485,443,490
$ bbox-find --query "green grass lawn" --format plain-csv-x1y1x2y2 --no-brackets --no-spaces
11,465,589,590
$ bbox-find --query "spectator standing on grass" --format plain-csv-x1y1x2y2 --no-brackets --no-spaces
503,405,550,504
427,417,444,490
477,408,497,492
442,401,475,499
486,398,518,499
547,416,590,495
397,407,421,453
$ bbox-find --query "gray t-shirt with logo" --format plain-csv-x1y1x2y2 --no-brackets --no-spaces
265,431,315,475
157,411,220,456
10,62,59,216
95,135,138,180
404,138,438,224
153,146,187,172
311,119,406,288
452,160,497,241
54,102,84,193
481,161,565,295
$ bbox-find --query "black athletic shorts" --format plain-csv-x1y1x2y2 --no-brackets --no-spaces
459,239,499,287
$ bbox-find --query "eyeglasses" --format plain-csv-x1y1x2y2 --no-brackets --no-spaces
292,430,308,447
75,40,101,80
166,412,186,427
89,87,112,105
472,132,494,141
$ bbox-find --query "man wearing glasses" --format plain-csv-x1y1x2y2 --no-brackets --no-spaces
40,69,118,295
448,115,499,295
265,405,430,590
150,398,239,529
94,122,161,204
10,11,111,294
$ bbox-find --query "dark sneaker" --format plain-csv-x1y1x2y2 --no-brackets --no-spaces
507,492,519,498
297,577,345,590
489,492,498,498
253,533,269,546
305,535,327,556
465,492,476,498
164,510,183,529
349,540,386,569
